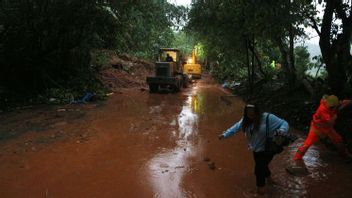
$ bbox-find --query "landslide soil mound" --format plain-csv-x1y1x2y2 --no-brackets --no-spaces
94,50,154,91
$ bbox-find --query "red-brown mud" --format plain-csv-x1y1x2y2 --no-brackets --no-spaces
0,75,352,198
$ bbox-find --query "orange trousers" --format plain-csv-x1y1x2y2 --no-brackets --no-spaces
294,125,344,160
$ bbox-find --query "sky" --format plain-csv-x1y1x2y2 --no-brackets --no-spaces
168,0,192,7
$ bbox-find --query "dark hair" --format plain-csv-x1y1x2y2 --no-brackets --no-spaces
241,104,262,133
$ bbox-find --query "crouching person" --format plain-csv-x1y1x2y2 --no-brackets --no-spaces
294,95,352,161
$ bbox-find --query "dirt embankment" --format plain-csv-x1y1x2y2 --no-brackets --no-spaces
94,50,154,91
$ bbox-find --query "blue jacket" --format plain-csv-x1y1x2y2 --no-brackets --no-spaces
222,112,289,152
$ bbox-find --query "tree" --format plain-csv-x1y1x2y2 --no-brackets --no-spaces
295,46,314,77
0,0,119,95
187,0,313,88
172,31,195,57
110,0,187,59
309,0,352,95
0,0,187,106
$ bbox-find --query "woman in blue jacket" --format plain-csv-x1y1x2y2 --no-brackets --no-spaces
219,104,289,195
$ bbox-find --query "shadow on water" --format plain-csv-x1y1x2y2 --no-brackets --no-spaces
147,87,201,198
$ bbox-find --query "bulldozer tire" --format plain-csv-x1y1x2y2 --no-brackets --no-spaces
173,84,180,92
149,84,158,93
182,75,189,88
172,80,182,92
183,81,188,88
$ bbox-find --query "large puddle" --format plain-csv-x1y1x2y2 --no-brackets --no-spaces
145,79,352,198
147,86,201,198
1,76,352,197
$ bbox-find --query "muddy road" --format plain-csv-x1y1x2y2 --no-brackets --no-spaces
1,75,352,198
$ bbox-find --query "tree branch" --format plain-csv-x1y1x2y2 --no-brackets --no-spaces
335,0,348,24
309,16,321,36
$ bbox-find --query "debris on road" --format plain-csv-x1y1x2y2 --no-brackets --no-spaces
285,166,309,176
208,162,216,170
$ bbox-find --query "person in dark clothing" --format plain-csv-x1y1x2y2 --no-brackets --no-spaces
165,53,173,62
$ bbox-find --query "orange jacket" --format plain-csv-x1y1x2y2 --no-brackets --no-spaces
311,99,337,132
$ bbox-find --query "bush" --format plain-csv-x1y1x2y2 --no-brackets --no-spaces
0,0,118,101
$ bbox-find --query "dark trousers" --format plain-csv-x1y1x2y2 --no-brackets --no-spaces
253,151,274,187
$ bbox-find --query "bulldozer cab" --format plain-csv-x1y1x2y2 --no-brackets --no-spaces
159,48,179,62
158,48,182,73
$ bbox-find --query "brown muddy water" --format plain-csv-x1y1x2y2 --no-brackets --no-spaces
0,75,352,198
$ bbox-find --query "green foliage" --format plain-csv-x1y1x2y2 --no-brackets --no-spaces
90,50,115,71
187,0,315,84
0,0,186,108
308,55,327,79
38,88,75,105
37,80,107,105
111,1,187,59
172,31,206,62
194,42,206,61
294,46,314,78
210,59,247,82
173,31,195,56
0,0,119,96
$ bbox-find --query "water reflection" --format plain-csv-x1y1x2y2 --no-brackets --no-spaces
147,89,200,198
273,138,328,198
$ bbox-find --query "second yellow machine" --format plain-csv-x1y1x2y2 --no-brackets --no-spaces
183,48,202,79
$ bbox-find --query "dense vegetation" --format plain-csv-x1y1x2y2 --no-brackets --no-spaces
187,0,352,149
187,0,352,97
0,0,187,108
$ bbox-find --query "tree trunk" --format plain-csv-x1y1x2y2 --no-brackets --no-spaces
248,40,266,78
277,38,296,88
245,38,253,93
251,35,255,84
319,0,351,96
289,24,295,83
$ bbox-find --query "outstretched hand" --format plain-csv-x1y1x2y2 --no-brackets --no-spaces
218,134,224,140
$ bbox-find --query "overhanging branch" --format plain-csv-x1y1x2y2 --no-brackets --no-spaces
309,16,321,37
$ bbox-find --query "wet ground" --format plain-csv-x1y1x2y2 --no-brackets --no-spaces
1,75,352,198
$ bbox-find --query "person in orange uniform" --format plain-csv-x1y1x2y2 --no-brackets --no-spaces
294,95,352,160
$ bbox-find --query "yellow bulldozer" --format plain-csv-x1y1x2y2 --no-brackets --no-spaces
183,48,202,79
146,48,189,93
